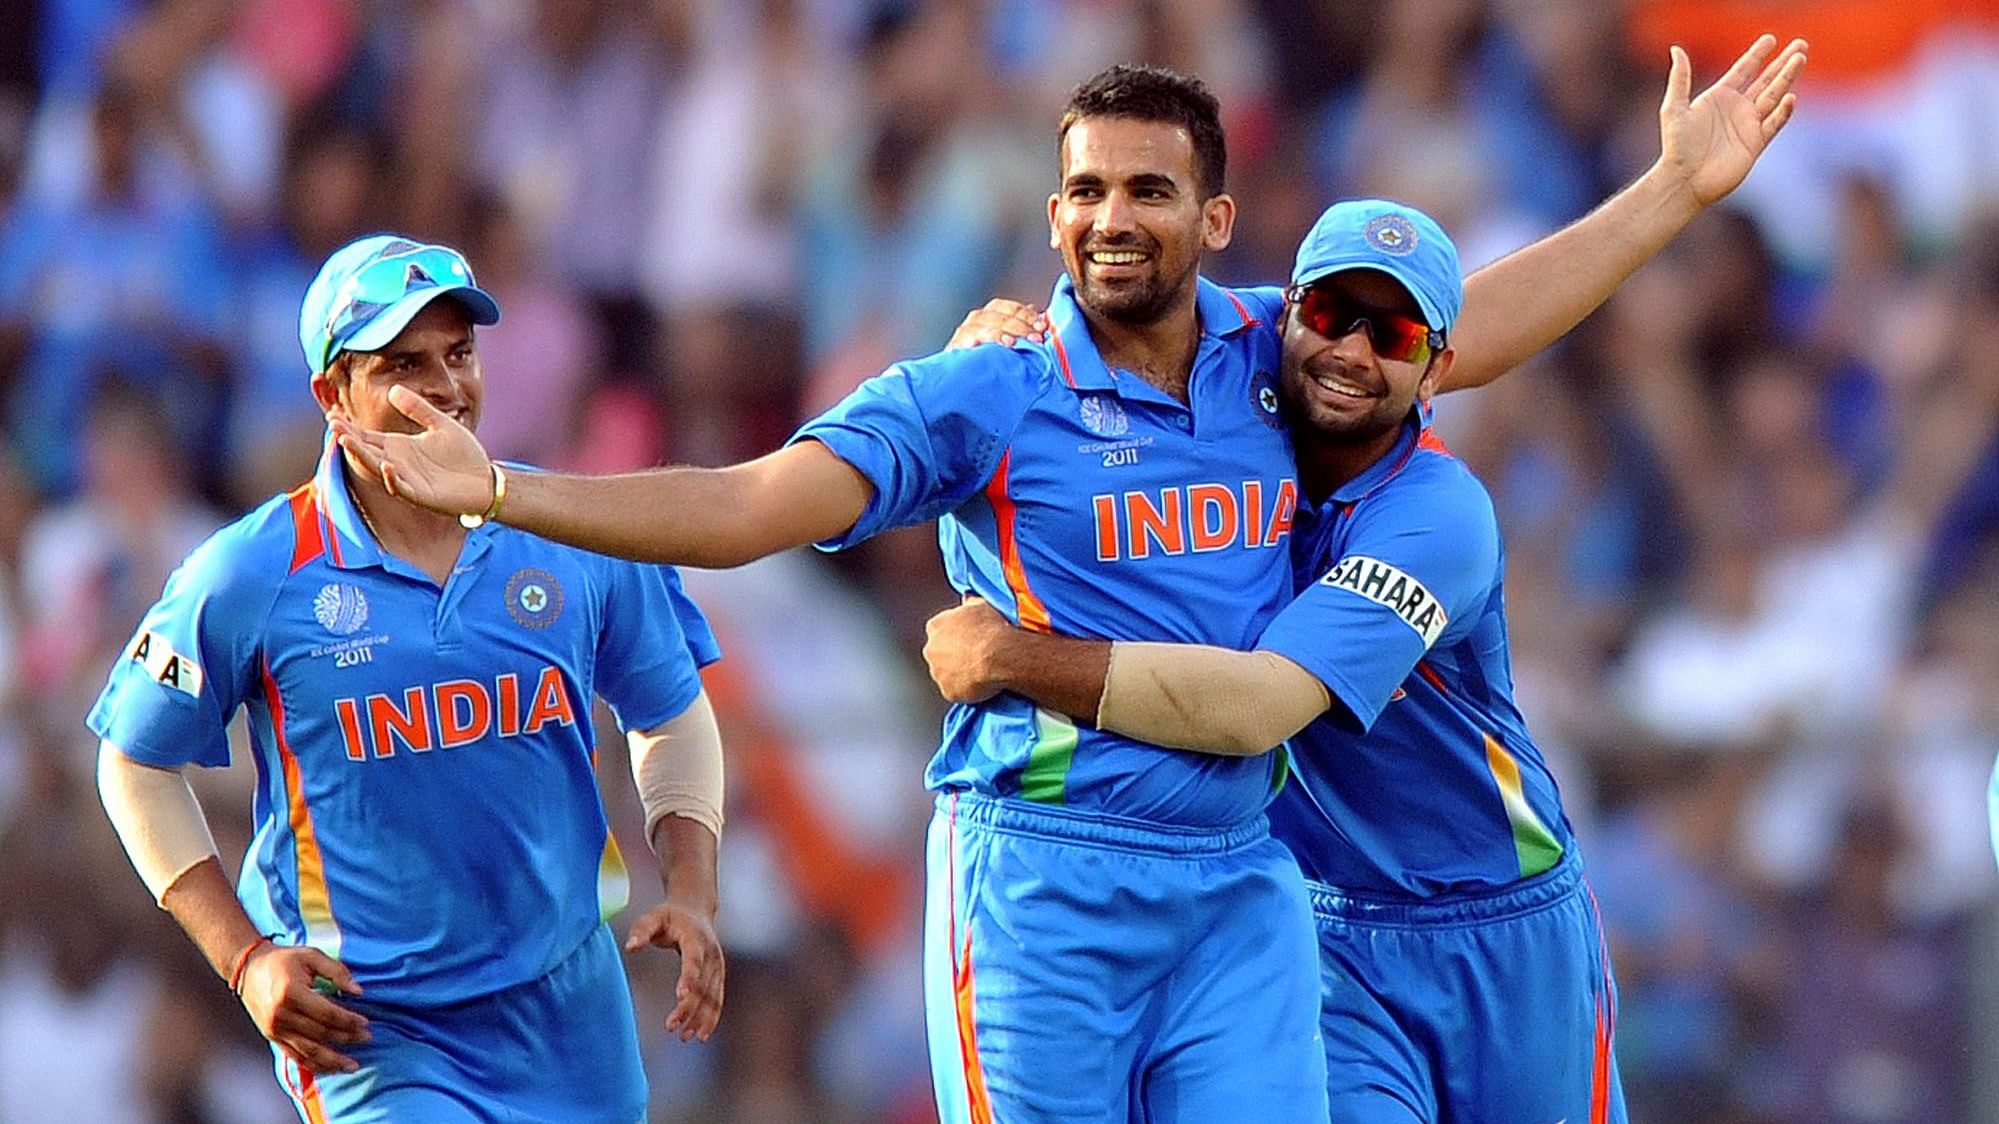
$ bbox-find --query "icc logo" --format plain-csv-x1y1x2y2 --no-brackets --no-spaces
313,583,370,635
1079,394,1129,438
505,568,564,629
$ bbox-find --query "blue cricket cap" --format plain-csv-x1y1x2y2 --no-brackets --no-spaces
1291,199,1463,334
299,234,501,374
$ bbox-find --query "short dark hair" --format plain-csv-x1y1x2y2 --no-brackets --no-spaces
1059,64,1226,199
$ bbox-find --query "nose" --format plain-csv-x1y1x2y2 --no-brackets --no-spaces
1325,317,1380,365
1093,189,1137,237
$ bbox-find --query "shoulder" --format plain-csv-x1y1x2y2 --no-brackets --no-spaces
1226,284,1287,328
892,341,1057,394
176,492,305,598
1357,444,1498,545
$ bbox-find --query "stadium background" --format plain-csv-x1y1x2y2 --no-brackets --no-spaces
1,0,1997,1120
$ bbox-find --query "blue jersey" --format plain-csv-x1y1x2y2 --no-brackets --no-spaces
1255,415,1573,896
795,276,1299,828
87,448,718,1005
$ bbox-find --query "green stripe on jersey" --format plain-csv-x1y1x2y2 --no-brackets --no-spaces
1020,708,1078,804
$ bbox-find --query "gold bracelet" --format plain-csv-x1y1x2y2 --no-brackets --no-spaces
459,462,508,529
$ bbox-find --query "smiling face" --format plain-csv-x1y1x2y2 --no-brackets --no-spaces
312,298,483,435
1279,269,1453,444
1049,115,1234,325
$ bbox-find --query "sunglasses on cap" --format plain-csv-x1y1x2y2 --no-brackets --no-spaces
318,244,478,369
1285,284,1444,365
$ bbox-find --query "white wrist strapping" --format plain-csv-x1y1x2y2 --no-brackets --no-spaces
96,741,220,904
629,689,725,846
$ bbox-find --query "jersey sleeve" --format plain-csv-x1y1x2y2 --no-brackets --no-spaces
657,565,722,669
84,534,272,769
1255,466,1500,733
591,558,706,733
786,346,1033,550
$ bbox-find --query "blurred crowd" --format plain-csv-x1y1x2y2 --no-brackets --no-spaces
0,0,1996,1121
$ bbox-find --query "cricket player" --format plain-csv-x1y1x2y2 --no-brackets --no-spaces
335,41,1803,1123
924,199,1625,1121
89,235,728,1123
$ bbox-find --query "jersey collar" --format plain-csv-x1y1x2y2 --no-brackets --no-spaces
1042,274,1264,395
1324,409,1427,507
311,433,498,573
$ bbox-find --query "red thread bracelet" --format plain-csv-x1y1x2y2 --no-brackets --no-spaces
228,935,273,994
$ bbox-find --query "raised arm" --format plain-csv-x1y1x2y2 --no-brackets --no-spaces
333,387,872,568
922,599,1328,755
1444,35,1806,391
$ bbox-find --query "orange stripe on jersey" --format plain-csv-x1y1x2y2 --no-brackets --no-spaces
297,1066,330,1124
1415,660,1449,695
946,796,995,1124
1222,288,1262,328
286,484,326,573
984,450,1052,632
1048,327,1078,388
263,659,338,950
1590,993,1611,1124
1418,427,1451,455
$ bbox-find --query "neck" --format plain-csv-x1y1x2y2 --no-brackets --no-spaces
341,451,465,556
1082,289,1202,401
1293,421,1408,507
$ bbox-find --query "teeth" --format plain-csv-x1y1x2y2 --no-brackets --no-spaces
1313,373,1371,398
1090,251,1146,264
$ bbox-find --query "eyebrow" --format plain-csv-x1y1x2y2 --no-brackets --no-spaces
1063,171,1181,191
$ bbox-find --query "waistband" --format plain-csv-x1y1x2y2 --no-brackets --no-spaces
937,790,1270,857
1308,848,1585,927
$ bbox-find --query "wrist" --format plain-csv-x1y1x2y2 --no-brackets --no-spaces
459,461,508,528
1635,159,1704,224
227,934,274,994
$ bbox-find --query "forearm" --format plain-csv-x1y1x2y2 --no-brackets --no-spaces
498,444,872,568
650,815,719,917
1447,164,1701,390
983,631,1115,721
1096,643,1329,755
160,858,269,985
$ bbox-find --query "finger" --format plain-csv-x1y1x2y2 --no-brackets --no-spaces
386,384,451,429
380,460,402,498
274,993,370,1039
961,594,986,607
1748,38,1807,102
624,914,666,952
304,952,363,996
1715,33,1776,92
1762,92,1798,141
1663,45,1692,114
1756,47,1808,115
279,1032,358,1075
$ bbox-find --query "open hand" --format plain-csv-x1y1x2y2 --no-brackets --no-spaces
923,597,1013,703
947,299,1048,351
330,385,496,517
626,899,725,1043
1659,34,1808,209
237,943,369,1075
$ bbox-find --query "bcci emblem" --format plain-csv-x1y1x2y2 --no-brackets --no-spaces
1249,370,1284,429
1362,215,1418,256
1079,394,1129,438
313,583,370,636
505,568,564,630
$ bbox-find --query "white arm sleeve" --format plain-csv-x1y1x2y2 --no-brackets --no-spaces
628,688,725,847
1095,642,1331,756
96,741,221,904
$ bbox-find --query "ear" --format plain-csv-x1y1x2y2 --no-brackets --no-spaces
1047,192,1061,251
1417,348,1454,404
309,370,340,416
1201,193,1236,253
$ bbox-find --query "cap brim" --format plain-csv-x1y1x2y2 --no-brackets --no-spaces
341,285,502,356
1293,257,1446,334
